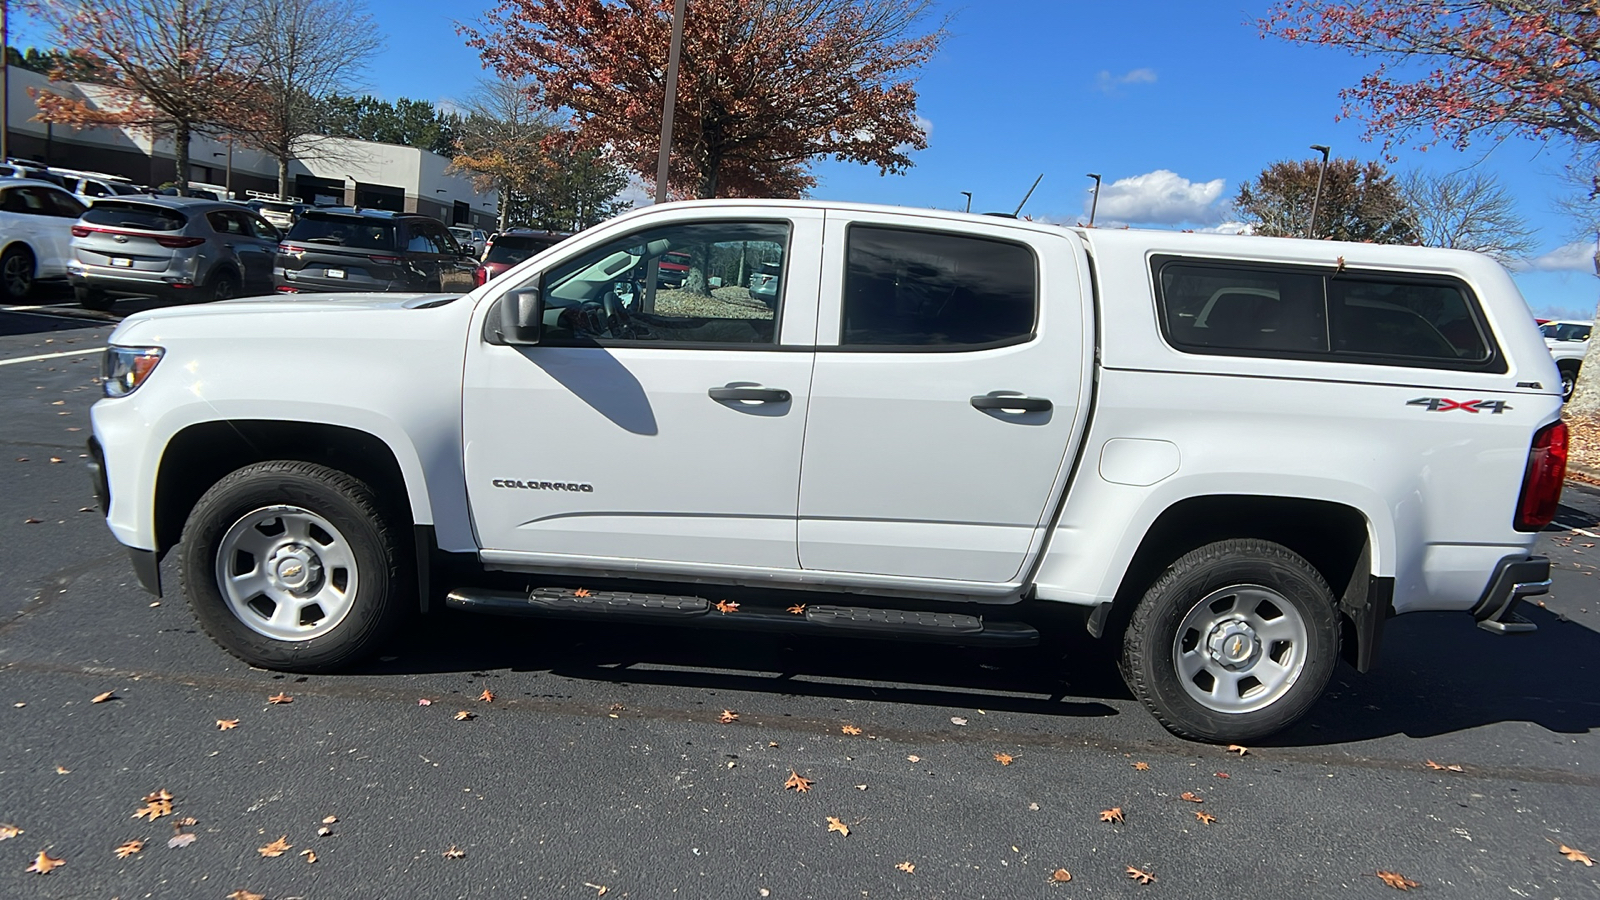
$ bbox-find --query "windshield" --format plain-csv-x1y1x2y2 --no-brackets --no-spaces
288,216,398,250
81,202,187,231
485,234,564,266
1542,322,1591,342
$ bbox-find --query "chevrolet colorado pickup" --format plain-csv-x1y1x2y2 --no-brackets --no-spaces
88,199,1567,742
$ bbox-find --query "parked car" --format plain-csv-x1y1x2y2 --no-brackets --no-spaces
0,178,89,301
657,249,691,287
449,226,488,259
274,208,477,294
48,168,143,204
0,159,68,187
748,260,781,308
91,199,1565,743
67,196,282,309
247,199,308,231
1542,319,1592,401
473,228,569,285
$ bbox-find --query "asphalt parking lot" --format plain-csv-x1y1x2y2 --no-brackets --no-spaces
1,297,1598,899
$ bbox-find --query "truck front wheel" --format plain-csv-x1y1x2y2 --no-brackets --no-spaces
1119,539,1340,743
179,461,409,672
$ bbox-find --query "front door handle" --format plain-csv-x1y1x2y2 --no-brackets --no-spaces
709,386,791,403
971,393,1052,413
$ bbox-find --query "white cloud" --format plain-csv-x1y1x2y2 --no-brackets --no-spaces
1093,169,1227,226
1195,221,1253,235
1095,67,1157,93
618,175,655,210
1519,241,1598,273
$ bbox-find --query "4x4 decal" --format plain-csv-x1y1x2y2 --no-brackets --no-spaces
1407,397,1511,414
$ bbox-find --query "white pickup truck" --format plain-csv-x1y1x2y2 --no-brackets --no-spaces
89,200,1568,742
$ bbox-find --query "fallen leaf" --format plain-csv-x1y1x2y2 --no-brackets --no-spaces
258,836,292,858
583,883,609,896
1559,844,1594,866
1375,871,1420,890
854,784,867,790
0,824,21,840
317,827,332,837
167,832,197,848
226,892,264,900
826,816,850,837
1126,865,1156,885
50,400,63,405
718,709,739,723
1132,761,1149,771
174,817,197,827
322,815,338,824
994,753,1015,766
783,771,814,793
133,789,174,820
787,604,807,614
906,755,920,763
1423,759,1464,773
54,765,70,775
11,702,23,707
1334,255,1347,273
114,839,144,858
950,716,968,726
26,850,64,874
23,517,41,524
1050,868,1072,883
841,724,862,735
91,691,115,703
267,692,293,705
573,588,593,598
443,845,466,859
896,861,915,873
478,689,495,702
1180,792,1204,803
609,703,625,711
1099,807,1125,824
217,719,239,730
1215,772,1230,778
713,599,740,614
1227,744,1248,756
454,710,476,721
301,849,318,864
417,698,432,706
1195,811,1217,825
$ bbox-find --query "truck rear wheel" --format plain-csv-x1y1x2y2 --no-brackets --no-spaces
1119,539,1339,743
178,461,409,672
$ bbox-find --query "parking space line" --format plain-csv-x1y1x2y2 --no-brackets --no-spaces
0,347,102,367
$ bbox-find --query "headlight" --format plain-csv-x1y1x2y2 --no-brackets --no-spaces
103,346,165,397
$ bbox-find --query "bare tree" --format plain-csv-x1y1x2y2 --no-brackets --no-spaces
1400,170,1535,262
447,78,559,230
235,0,380,198
26,0,261,194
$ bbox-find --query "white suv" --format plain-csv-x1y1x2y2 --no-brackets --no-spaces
1541,319,1591,400
0,178,88,301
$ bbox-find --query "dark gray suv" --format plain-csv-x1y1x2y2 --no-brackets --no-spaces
273,208,477,294
68,196,282,310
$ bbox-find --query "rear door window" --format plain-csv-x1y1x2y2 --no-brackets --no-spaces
289,216,397,251
81,202,187,231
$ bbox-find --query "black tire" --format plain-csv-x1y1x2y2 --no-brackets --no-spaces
1560,363,1579,403
1119,539,1340,743
178,461,410,672
205,269,239,303
1,244,35,301
76,286,114,311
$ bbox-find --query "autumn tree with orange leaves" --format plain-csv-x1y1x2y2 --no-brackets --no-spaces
462,0,945,200
1261,1,1600,411
25,0,262,195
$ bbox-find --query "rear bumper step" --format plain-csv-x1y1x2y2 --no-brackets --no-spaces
445,587,1039,647
1470,556,1549,635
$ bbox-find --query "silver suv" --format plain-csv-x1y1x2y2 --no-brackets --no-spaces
68,196,281,310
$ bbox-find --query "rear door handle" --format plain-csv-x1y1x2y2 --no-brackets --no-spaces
709,386,791,403
971,393,1052,413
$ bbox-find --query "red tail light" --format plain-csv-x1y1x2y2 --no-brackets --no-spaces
474,265,488,287
278,243,306,255
1514,420,1568,531
71,225,90,237
154,235,206,249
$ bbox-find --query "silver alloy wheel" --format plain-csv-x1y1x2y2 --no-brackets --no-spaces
1172,584,1309,714
3,251,32,298
214,505,359,641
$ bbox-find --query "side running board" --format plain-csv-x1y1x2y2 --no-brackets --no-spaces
445,586,1039,648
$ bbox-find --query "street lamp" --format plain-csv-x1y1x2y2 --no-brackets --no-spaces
1086,173,1102,226
653,0,687,204
2,0,10,162
1308,144,1331,239
960,191,972,213
211,141,232,199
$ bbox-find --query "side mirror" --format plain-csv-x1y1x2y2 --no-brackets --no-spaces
498,283,544,345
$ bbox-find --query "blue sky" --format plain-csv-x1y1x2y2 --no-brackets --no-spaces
17,0,1600,318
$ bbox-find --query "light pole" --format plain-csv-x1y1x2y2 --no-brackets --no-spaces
211,142,233,199
1086,173,1102,226
2,0,10,162
960,191,971,213
1308,144,1331,239
653,0,687,204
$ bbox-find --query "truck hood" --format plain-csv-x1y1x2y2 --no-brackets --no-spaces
106,292,468,344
